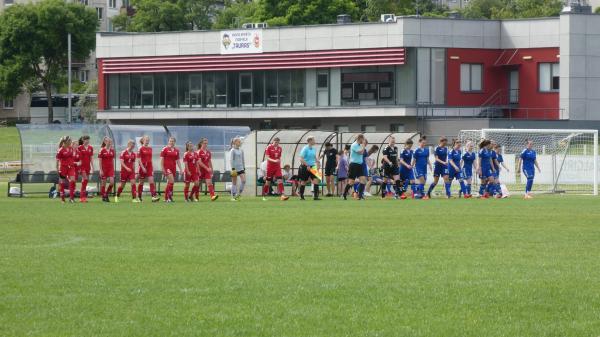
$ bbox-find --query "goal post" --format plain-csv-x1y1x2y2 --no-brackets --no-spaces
458,128,599,196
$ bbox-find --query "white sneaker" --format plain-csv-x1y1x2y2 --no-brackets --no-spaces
364,192,372,197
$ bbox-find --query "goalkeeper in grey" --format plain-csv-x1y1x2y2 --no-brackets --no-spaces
229,137,246,200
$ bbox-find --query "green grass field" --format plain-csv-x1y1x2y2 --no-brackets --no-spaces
1,187,600,337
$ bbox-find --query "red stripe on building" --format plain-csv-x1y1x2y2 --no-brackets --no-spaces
101,48,406,74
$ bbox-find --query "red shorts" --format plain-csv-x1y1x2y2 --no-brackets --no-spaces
266,165,282,180
80,164,91,176
138,164,153,179
100,169,114,180
198,170,212,180
185,171,199,183
120,170,136,182
59,166,77,179
164,167,176,177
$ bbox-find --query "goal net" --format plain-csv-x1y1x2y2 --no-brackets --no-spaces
458,129,598,195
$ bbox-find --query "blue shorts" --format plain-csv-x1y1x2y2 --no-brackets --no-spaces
400,169,414,181
433,165,447,177
362,164,369,177
523,169,535,180
462,167,473,180
480,167,493,179
415,167,427,179
448,169,462,180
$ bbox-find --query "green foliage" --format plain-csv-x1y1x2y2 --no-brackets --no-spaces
0,0,97,122
213,0,261,29
2,195,600,336
76,79,99,123
595,6,600,13
112,0,217,32
461,0,562,19
364,0,414,21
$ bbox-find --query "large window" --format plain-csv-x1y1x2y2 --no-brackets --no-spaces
106,70,305,109
341,72,393,105
2,98,14,109
539,63,559,92
460,64,482,92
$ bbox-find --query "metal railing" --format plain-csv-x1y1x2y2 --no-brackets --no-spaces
418,107,564,120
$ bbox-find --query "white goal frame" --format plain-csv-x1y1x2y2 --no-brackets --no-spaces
458,128,598,196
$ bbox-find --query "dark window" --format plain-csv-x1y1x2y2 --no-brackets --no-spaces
154,74,166,108
141,75,153,108
253,72,264,107
118,74,130,108
266,71,278,106
178,74,190,108
108,75,119,108
341,72,393,105
190,74,202,107
166,74,178,108
240,73,252,107
317,73,328,89
291,70,304,106
203,73,215,107
278,71,291,106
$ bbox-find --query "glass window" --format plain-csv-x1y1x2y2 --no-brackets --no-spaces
141,75,153,108
317,73,328,89
253,71,264,107
417,48,431,103
178,74,190,108
361,125,376,132
130,74,142,108
539,63,559,92
430,48,445,104
278,71,291,106
166,74,177,108
118,74,130,108
108,75,119,109
203,73,215,107
390,124,405,132
154,74,166,108
217,72,228,107
190,74,202,107
460,64,482,92
291,70,304,106
96,7,103,20
109,0,116,8
341,72,393,105
240,73,252,107
266,71,278,106
3,99,14,109
335,125,350,133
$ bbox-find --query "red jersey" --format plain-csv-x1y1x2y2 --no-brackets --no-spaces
138,145,153,169
120,149,136,172
184,151,198,174
265,144,282,167
56,147,74,170
160,146,180,172
98,147,115,172
197,148,212,169
77,145,94,171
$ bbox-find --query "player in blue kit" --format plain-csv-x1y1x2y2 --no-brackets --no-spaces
447,139,467,198
517,139,541,199
411,137,432,199
477,139,496,198
399,139,416,198
461,141,477,198
492,143,510,198
427,137,449,198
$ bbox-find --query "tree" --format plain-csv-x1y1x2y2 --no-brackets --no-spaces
112,0,217,32
461,0,562,19
213,0,261,29
596,6,600,13
0,0,97,123
76,80,98,123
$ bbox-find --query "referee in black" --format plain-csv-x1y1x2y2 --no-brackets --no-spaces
381,136,403,199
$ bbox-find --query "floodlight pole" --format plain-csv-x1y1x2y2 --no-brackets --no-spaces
68,33,72,124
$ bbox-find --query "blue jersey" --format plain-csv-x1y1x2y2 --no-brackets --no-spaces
414,147,429,169
400,149,413,171
491,150,498,170
462,151,476,170
434,146,448,167
479,148,492,170
448,149,462,173
300,145,317,166
520,149,536,172
350,142,363,164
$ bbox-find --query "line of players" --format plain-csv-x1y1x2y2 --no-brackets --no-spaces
55,135,222,203
336,134,541,200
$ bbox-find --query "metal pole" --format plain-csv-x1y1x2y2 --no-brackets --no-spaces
67,33,72,124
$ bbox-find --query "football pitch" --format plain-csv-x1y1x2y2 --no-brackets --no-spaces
1,190,600,336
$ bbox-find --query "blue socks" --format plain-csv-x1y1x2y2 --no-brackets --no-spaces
459,181,467,195
526,178,533,193
445,182,451,197
479,183,487,195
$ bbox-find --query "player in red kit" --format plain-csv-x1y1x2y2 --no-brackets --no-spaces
55,136,77,203
98,136,115,202
77,135,94,203
115,139,139,203
263,137,289,201
137,135,160,202
197,138,219,201
160,136,183,202
183,141,200,202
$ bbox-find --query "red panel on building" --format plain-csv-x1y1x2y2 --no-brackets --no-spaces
446,47,560,120
100,48,406,74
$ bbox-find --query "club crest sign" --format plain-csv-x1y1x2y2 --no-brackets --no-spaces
220,30,263,55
